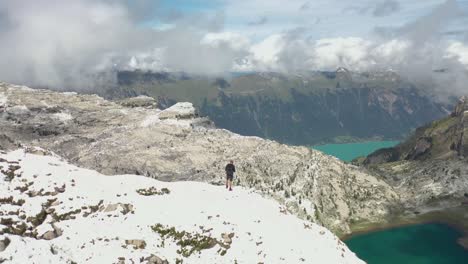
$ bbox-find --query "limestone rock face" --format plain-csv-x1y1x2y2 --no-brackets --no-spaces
0,82,398,234
117,96,158,109
362,95,468,208
158,102,198,120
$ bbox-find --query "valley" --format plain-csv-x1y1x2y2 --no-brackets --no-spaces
111,70,452,145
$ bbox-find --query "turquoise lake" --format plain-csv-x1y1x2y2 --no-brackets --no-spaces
313,141,468,263
345,223,468,264
312,140,399,161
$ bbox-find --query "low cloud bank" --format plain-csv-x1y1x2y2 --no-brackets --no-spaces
0,0,466,97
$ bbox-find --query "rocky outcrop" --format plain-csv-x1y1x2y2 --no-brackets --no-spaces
117,96,158,109
452,96,468,117
158,102,198,120
362,96,468,208
0,237,10,252
365,96,468,163
144,254,169,264
0,82,398,234
125,239,147,249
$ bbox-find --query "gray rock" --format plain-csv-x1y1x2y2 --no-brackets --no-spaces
117,96,157,109
145,254,169,264
221,233,233,245
125,239,146,249
0,237,10,252
41,230,57,240
39,224,62,240
158,102,198,120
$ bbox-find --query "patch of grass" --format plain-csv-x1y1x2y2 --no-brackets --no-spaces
136,187,170,196
151,224,226,258
1,164,21,181
0,196,25,206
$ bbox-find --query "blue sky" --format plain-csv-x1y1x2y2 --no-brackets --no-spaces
156,0,468,40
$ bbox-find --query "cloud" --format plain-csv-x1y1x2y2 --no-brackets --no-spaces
0,0,239,90
343,0,400,17
299,2,311,11
247,16,268,26
396,0,462,43
0,0,467,99
372,0,401,17
446,41,468,65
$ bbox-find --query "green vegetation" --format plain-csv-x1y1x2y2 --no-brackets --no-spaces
136,187,170,196
151,224,221,258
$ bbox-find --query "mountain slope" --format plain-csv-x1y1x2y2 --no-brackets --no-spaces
362,96,468,208
0,82,399,235
0,149,364,263
113,70,451,145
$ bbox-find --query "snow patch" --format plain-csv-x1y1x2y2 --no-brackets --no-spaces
52,112,73,122
0,149,364,264
141,113,161,127
8,105,29,114
9,84,34,91
0,92,7,107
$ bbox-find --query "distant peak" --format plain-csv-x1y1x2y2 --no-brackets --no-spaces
336,67,349,73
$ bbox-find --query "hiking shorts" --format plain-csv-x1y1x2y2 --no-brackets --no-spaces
226,174,234,181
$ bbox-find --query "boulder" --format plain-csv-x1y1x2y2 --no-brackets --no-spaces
41,230,57,240
100,203,134,215
0,236,10,252
144,254,169,264
125,239,146,249
39,224,62,240
221,233,234,245
158,102,198,120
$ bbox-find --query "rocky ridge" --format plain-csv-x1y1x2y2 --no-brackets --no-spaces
363,96,468,209
0,82,398,234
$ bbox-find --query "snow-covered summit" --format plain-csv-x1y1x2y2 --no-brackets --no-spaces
0,149,364,263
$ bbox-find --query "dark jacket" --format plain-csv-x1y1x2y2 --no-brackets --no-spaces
225,163,236,176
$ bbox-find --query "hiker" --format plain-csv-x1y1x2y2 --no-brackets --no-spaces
225,160,236,191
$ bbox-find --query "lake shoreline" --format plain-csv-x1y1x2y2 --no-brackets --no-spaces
311,140,400,162
342,205,468,250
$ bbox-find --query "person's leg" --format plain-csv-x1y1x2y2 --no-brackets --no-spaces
228,175,233,191
225,176,228,188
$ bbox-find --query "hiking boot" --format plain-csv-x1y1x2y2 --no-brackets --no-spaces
229,188,232,191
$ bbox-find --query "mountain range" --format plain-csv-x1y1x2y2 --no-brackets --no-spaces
1,81,467,262
109,69,453,145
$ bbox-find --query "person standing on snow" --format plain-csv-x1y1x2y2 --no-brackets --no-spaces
225,160,236,191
